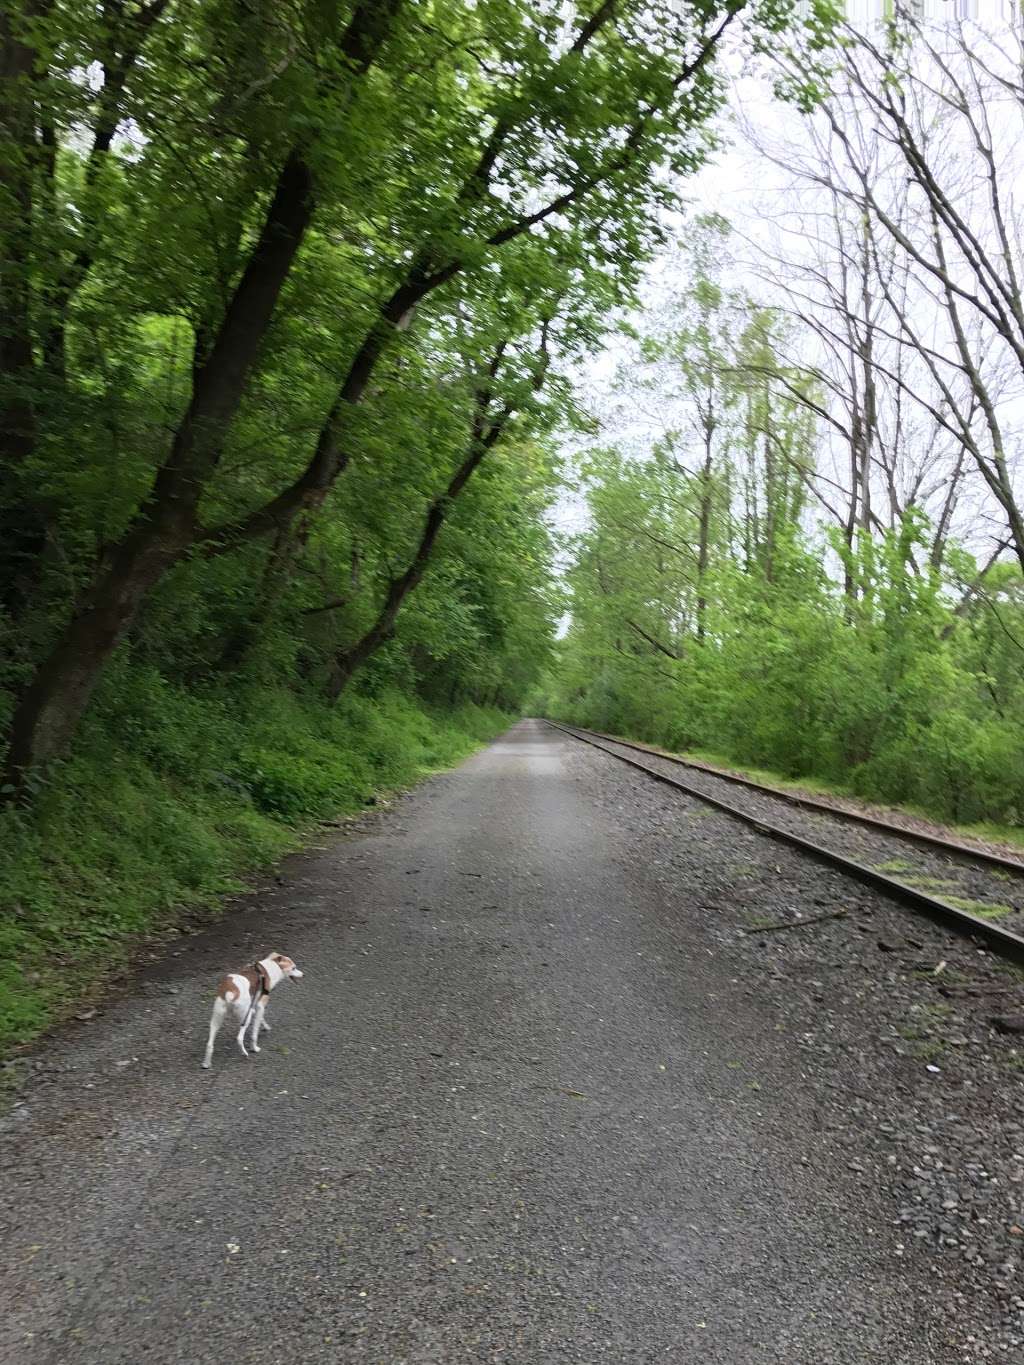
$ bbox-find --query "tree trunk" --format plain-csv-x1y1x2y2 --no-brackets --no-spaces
3,520,189,778
0,1,46,456
324,434,494,702
762,425,777,586
200,0,624,556
323,330,526,703
201,265,435,550
695,394,715,641
213,515,315,673
323,311,556,701
40,0,172,379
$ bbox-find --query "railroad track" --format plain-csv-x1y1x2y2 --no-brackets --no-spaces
546,719,1024,963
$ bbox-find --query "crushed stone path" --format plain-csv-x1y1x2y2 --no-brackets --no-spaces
0,719,965,1363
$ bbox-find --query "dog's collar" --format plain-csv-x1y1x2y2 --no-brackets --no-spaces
253,961,273,996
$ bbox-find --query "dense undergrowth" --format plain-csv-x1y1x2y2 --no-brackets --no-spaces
0,672,508,1054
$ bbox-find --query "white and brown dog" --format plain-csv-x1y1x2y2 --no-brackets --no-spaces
202,952,303,1069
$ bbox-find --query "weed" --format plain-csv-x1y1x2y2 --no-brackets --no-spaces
942,896,1014,919
922,1002,953,1021
911,1040,945,1062
901,875,960,892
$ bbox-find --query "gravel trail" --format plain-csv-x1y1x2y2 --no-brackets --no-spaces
2,719,1022,1363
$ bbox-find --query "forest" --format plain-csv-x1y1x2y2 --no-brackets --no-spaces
2,0,1022,1043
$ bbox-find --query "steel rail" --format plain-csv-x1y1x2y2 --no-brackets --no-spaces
573,725,1024,877
545,719,1024,965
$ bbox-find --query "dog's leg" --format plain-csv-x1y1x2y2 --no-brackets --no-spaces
249,998,267,1054
202,998,227,1069
235,986,253,1058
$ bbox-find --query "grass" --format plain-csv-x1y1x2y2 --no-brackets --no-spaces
941,896,1014,919
0,676,510,1056
959,821,1024,856
910,1040,946,1062
900,875,961,893
897,1003,954,1060
846,864,1014,914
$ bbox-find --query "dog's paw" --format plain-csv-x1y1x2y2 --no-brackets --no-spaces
201,1060,212,1070
251,1045,260,1054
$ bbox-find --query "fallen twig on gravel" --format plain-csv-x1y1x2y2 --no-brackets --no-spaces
745,908,849,935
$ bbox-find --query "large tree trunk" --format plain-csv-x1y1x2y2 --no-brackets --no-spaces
3,522,189,776
201,0,624,556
